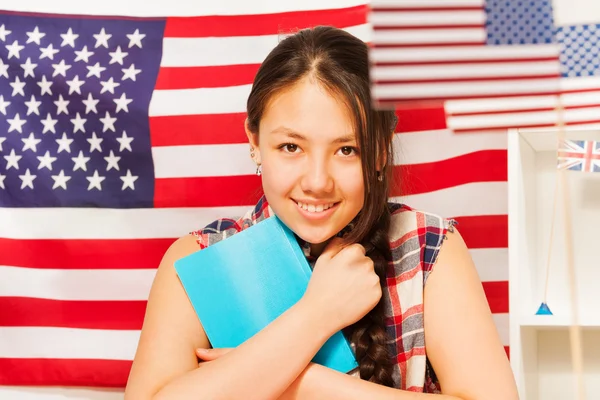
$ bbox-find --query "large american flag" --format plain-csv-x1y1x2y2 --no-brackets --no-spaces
1,0,592,396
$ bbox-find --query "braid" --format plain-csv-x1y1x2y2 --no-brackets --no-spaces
345,208,395,387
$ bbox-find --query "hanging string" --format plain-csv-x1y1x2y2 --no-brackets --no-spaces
541,175,559,305
554,92,585,400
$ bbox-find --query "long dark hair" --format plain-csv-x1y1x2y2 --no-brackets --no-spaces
246,26,398,386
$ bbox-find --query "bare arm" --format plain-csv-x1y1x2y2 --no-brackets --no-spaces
124,234,338,400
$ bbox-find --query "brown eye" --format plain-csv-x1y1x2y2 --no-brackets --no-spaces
339,146,356,156
285,144,298,153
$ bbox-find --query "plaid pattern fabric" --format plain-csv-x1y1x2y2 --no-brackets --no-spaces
191,195,455,392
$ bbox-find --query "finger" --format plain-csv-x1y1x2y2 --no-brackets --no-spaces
195,347,232,360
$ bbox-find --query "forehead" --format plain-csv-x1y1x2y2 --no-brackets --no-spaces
259,78,355,140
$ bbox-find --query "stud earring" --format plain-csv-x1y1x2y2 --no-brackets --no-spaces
250,147,255,158
377,171,383,182
256,164,262,176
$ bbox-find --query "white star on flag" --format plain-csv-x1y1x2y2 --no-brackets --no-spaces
70,112,87,133
99,111,117,132
0,173,6,190
0,24,11,42
52,59,72,77
100,77,120,94
71,151,90,172
19,169,36,189
114,93,132,113
116,131,134,152
126,29,145,48
22,133,42,152
37,150,58,171
104,150,121,171
0,59,8,78
20,58,37,78
86,62,106,78
7,113,26,133
37,75,53,95
109,46,128,65
10,76,26,96
66,75,85,94
40,113,58,134
26,26,45,45
39,43,59,60
120,169,138,190
5,40,24,59
121,64,141,81
87,132,103,153
56,133,74,153
51,170,71,190
74,46,94,63
93,28,111,48
24,95,41,116
0,95,9,115
0,137,6,151
54,94,70,115
86,170,106,191
60,27,78,47
82,93,99,114
4,149,22,170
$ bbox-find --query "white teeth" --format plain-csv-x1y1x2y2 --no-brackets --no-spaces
296,201,336,213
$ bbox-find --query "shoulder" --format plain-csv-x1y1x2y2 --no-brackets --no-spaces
386,202,458,283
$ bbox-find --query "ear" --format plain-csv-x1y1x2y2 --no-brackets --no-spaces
244,118,261,163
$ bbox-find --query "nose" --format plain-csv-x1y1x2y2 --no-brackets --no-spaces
300,156,334,194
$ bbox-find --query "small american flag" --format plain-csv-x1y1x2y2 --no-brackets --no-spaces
557,139,600,173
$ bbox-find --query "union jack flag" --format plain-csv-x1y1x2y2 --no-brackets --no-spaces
557,139,600,173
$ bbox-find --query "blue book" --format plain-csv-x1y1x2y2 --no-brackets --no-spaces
174,215,358,374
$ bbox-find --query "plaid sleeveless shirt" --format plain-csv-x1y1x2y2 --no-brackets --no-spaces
191,195,456,393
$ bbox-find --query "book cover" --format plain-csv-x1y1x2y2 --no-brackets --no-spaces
174,215,358,374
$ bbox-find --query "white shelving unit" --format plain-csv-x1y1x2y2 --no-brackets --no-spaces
508,127,600,400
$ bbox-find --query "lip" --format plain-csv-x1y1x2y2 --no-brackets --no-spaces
293,199,339,220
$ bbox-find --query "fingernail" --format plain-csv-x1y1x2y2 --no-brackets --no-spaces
196,348,208,354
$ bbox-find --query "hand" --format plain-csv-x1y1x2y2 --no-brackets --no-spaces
301,237,382,334
195,347,232,366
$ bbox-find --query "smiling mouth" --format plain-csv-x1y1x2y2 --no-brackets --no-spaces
293,199,340,214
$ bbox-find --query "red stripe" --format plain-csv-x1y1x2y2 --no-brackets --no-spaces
395,105,447,132
164,5,367,37
0,9,162,21
0,358,131,387
505,346,510,359
150,113,247,146
0,238,173,269
373,24,483,30
453,215,508,249
482,281,509,313
393,150,507,196
0,297,145,330
154,175,263,208
374,57,559,67
449,106,557,117
155,64,260,90
375,74,560,85
452,121,558,133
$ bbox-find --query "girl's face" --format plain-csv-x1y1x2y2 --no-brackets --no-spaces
247,77,365,255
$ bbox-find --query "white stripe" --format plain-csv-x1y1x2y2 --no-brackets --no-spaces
374,77,558,99
561,90,600,107
161,24,370,68
470,248,509,282
372,60,560,80
448,106,600,130
153,143,256,178
372,28,485,45
0,387,124,400
445,95,559,114
393,129,507,165
370,44,560,63
371,0,484,7
0,327,139,360
0,206,250,239
370,10,485,26
150,85,251,116
560,75,600,91
394,182,507,217
493,313,509,346
0,266,155,301
5,0,368,17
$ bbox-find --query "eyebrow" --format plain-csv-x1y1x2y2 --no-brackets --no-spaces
271,127,356,144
